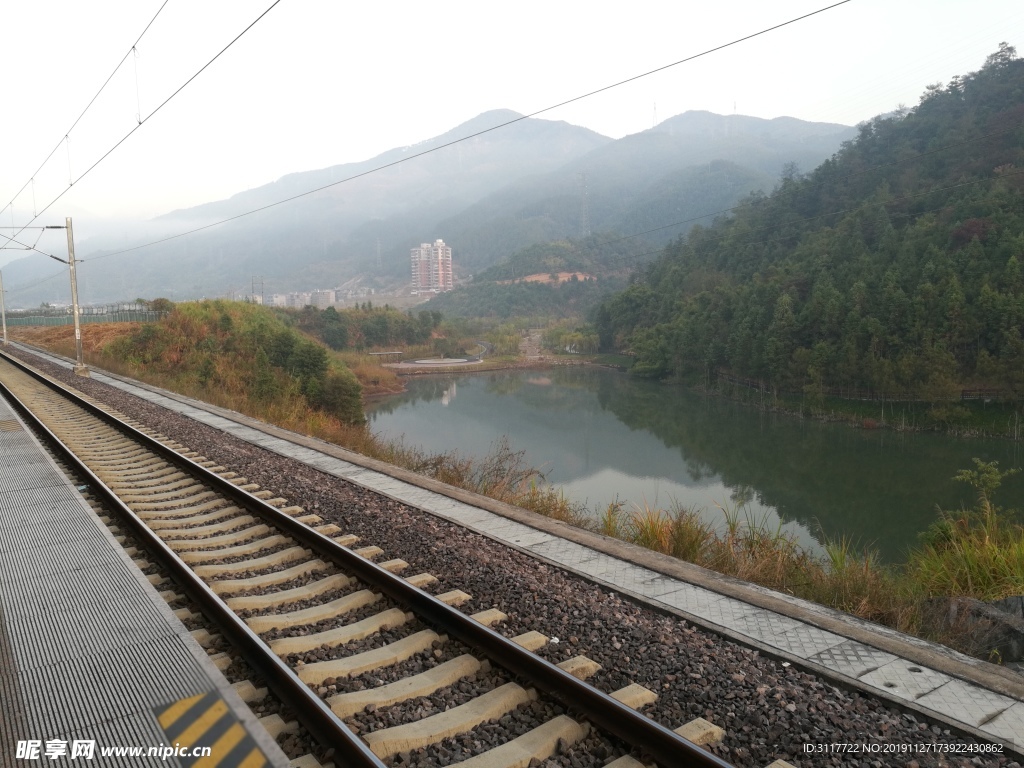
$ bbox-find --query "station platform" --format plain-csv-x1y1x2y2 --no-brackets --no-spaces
10,344,1024,756
0,390,287,768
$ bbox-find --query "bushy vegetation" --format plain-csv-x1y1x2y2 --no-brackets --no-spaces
591,499,910,630
363,436,589,525
105,300,363,423
14,315,1015,659
909,459,1024,602
485,324,522,356
425,234,643,320
285,304,443,351
542,323,600,355
474,236,639,283
426,277,612,321
527,459,1023,659
598,46,1024,404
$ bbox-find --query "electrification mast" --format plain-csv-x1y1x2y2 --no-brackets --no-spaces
0,269,7,346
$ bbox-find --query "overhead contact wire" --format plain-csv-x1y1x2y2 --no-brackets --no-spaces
588,125,1020,251
1,0,171,228
91,0,854,260
22,0,285,231
593,167,1024,270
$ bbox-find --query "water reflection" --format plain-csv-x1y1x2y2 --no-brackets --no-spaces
366,367,1024,562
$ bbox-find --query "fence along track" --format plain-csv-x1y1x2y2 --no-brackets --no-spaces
0,351,734,768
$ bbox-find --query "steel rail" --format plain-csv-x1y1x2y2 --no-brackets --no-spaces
0,349,736,768
0,359,387,768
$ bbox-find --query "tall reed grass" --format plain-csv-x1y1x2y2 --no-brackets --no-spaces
543,490,1020,660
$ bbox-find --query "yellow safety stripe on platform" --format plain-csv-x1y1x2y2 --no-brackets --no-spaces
192,723,245,768
237,748,268,768
175,699,230,747
155,692,270,768
0,419,22,431
159,693,207,729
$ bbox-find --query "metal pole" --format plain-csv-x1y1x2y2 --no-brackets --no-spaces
66,217,88,376
0,269,7,346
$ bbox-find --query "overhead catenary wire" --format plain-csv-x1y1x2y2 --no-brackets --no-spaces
14,1,997,299
3,268,67,297
567,124,1021,255
72,0,854,263
7,74,1009,300
16,154,1013,301
1,0,171,227
0,230,60,262
587,166,1024,272
14,0,285,236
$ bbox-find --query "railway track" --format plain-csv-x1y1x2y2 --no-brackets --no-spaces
0,351,736,768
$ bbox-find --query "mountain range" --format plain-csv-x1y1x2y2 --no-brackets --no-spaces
2,109,855,306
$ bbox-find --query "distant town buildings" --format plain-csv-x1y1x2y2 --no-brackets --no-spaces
311,290,335,309
264,287,373,309
288,292,312,309
411,239,453,294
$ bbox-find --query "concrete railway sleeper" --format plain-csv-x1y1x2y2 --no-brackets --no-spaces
0,352,750,768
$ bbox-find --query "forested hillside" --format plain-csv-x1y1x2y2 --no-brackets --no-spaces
426,235,638,319
282,304,442,350
598,45,1024,400
433,116,851,273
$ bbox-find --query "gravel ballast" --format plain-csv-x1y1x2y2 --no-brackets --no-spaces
10,349,1021,768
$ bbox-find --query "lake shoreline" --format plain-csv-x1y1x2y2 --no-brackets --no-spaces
374,348,1024,442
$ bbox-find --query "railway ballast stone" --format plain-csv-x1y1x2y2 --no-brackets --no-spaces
13,348,1023,768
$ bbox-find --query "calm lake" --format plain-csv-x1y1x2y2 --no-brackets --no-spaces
366,366,1024,562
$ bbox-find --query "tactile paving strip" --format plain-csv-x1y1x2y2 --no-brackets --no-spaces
984,702,1024,743
916,679,1018,727
1,562,181,669
45,714,181,768
809,639,898,677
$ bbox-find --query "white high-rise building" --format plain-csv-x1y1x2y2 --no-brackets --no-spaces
411,239,453,294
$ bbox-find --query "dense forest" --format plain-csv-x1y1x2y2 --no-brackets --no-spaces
281,304,443,350
426,235,640,320
597,45,1024,402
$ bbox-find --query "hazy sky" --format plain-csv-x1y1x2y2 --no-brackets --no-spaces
1,0,1022,266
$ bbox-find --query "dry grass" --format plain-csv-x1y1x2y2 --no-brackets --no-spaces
334,351,403,397
583,499,929,643
10,324,135,357
12,325,1020,661
907,461,1024,604
12,325,404,399
19,325,584,523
